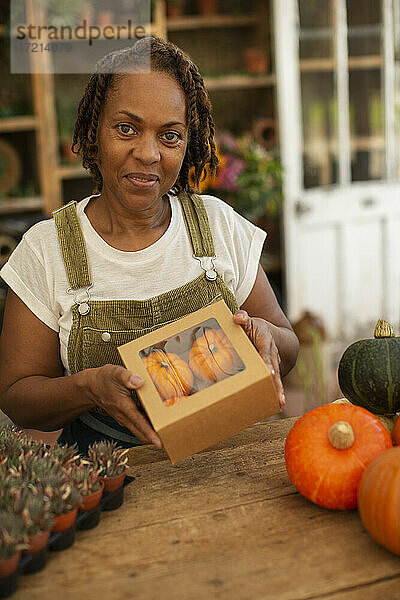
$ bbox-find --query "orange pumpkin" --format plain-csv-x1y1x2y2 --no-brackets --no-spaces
358,446,400,555
332,398,398,436
143,350,193,401
285,403,392,510
189,328,240,383
392,414,400,445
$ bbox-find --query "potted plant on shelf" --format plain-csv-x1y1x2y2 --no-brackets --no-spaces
96,0,114,25
88,441,129,492
165,0,186,17
191,131,283,230
196,0,218,15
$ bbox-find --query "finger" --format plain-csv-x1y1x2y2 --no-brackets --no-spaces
118,404,162,448
233,310,251,327
113,366,144,390
270,352,286,408
257,345,285,408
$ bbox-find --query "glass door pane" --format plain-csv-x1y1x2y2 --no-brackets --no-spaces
347,0,385,181
299,0,338,188
394,0,400,180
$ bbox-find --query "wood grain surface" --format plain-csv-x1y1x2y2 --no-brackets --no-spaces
13,418,400,600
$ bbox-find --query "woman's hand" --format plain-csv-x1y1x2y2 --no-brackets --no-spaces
85,365,162,448
233,310,286,407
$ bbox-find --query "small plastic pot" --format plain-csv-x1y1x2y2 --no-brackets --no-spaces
49,526,75,552
0,552,21,579
51,507,78,533
76,504,101,530
101,471,126,493
19,546,48,575
0,551,20,599
80,481,105,512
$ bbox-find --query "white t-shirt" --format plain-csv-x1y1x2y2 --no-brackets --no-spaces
0,193,266,374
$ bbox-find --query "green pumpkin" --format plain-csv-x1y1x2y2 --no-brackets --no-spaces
338,319,400,415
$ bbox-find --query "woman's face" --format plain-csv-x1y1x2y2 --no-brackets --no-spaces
96,71,188,210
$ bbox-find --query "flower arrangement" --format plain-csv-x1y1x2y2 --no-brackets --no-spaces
191,131,283,223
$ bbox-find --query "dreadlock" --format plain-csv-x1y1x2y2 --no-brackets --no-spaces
71,36,219,194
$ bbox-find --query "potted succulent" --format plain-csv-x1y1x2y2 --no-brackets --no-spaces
88,441,129,492
0,426,24,471
68,459,104,530
47,442,80,468
43,473,81,533
16,486,53,555
69,459,104,512
0,511,27,597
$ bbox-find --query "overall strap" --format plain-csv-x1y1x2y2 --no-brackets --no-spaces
179,191,215,257
53,201,92,290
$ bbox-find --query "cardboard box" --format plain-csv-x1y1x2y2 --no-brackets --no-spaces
118,299,280,463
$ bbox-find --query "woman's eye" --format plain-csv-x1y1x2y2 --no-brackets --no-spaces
162,131,180,143
118,124,135,135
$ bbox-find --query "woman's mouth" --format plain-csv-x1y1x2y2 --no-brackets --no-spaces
125,173,159,188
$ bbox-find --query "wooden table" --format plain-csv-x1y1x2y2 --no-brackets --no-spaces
15,418,400,600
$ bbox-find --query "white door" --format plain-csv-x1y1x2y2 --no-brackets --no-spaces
273,0,400,341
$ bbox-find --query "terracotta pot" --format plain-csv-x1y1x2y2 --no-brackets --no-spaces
0,551,21,579
101,471,126,493
97,11,113,26
197,0,218,14
242,47,269,74
80,481,105,512
166,1,185,17
51,507,78,533
24,530,50,555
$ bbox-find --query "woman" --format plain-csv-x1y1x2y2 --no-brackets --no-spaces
0,37,298,454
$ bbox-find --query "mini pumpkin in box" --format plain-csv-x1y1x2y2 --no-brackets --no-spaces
189,327,241,383
143,350,194,401
338,319,400,415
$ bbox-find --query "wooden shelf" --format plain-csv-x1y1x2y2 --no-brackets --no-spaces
348,55,382,69
57,164,90,180
0,116,38,133
205,73,276,91
300,55,382,72
0,197,42,214
167,13,258,31
304,136,384,154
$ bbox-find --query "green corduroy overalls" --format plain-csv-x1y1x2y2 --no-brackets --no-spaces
54,191,239,454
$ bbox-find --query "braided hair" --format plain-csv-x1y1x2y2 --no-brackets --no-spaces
72,36,219,194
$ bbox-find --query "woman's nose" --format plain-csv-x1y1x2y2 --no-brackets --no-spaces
132,133,160,164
